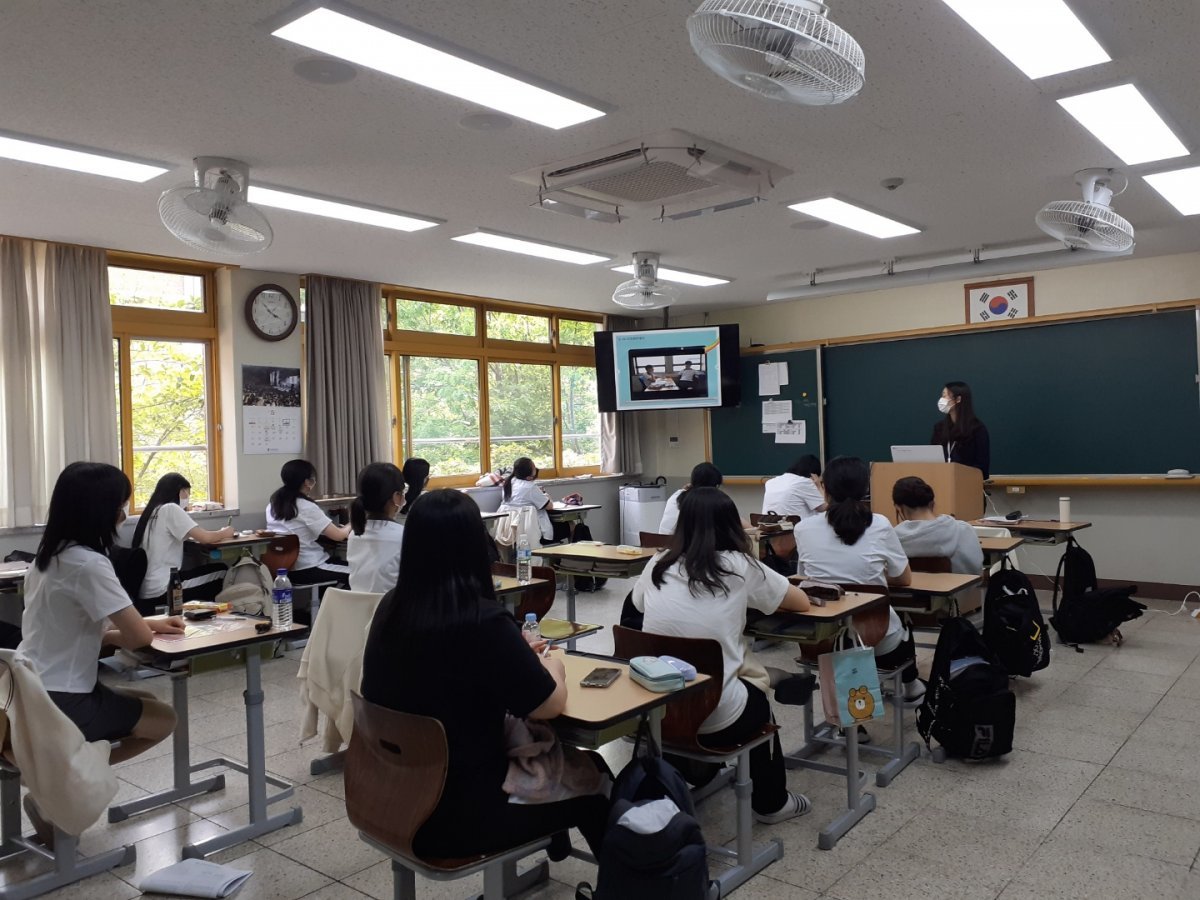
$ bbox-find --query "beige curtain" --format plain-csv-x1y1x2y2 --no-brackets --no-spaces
304,274,386,495
0,239,116,527
600,315,643,475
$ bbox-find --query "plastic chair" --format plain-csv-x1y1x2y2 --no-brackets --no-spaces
344,694,551,900
489,563,555,619
612,626,783,897
638,531,671,549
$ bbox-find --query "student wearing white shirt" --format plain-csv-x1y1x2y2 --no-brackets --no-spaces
794,456,924,705
17,463,184,841
347,462,406,593
131,473,235,612
498,457,569,544
891,477,984,575
762,455,826,518
633,487,813,824
658,462,724,534
266,459,351,589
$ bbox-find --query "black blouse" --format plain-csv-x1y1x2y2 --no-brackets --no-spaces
930,420,991,479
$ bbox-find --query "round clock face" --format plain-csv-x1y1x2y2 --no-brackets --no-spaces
246,285,297,341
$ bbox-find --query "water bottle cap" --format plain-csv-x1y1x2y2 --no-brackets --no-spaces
276,569,288,575
525,613,537,622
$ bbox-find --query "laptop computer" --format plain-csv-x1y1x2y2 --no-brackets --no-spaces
890,445,946,463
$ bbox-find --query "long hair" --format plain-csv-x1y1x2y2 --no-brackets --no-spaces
689,462,723,488
350,463,405,535
368,489,496,639
652,487,750,595
399,457,430,515
503,457,537,500
938,381,981,441
131,472,191,549
269,459,316,522
787,454,822,478
822,456,872,546
35,462,132,571
892,476,935,510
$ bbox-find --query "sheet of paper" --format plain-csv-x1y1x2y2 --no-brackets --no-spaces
774,421,807,444
775,361,789,386
758,363,780,396
762,422,780,434
762,400,792,423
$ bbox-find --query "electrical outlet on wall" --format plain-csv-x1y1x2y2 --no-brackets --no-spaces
1007,486,1025,494
668,436,680,448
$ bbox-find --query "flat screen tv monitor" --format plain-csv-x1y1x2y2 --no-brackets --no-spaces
595,324,741,412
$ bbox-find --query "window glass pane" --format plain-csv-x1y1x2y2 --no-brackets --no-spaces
488,362,553,470
409,356,480,476
129,340,210,507
113,338,123,464
384,354,395,461
395,298,476,336
109,266,204,313
560,367,601,468
381,296,389,333
487,310,550,343
559,319,599,346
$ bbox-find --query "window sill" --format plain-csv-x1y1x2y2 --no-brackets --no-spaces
0,506,241,538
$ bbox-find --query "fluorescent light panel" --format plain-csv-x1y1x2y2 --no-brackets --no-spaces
1058,84,1187,166
272,8,604,130
0,133,167,182
1144,166,1200,216
611,264,729,287
788,199,920,238
938,0,1110,79
452,231,608,265
249,186,439,232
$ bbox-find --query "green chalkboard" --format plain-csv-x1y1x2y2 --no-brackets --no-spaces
824,309,1200,474
710,348,822,477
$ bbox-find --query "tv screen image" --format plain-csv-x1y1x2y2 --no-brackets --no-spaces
595,325,740,412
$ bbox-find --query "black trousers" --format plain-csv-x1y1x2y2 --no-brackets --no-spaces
875,628,918,684
697,681,788,815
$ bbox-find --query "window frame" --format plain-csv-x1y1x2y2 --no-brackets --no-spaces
381,286,603,486
109,252,224,510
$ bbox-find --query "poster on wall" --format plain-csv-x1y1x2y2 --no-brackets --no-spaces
242,365,301,455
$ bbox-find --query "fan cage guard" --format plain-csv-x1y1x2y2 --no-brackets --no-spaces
688,0,865,105
158,157,273,255
1035,201,1134,252
612,278,681,310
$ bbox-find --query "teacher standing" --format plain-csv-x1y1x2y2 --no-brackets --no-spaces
931,381,990,478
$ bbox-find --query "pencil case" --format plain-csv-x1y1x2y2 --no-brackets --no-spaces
629,656,686,692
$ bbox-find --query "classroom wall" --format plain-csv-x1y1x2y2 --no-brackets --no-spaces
636,249,1200,592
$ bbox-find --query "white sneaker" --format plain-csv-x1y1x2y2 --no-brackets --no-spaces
753,791,812,825
902,680,926,707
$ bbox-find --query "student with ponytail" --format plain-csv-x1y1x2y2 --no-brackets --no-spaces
794,457,923,704
497,457,569,544
266,459,351,589
347,462,407,593
398,457,430,516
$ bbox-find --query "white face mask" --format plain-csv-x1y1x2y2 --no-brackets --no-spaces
937,396,953,414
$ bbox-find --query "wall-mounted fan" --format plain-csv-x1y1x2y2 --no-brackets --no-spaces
612,252,681,310
1035,168,1135,253
159,157,273,254
686,0,865,106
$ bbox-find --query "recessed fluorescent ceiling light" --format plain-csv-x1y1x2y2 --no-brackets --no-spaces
611,264,729,287
1144,166,1200,216
248,186,439,232
938,0,1109,79
452,231,608,265
0,133,167,182
788,199,920,238
272,8,604,130
1058,84,1187,166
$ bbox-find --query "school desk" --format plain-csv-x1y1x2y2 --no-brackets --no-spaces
971,519,1092,545
979,535,1025,567
535,544,657,648
547,502,602,526
109,617,307,858
889,571,984,619
0,562,26,589
193,532,276,562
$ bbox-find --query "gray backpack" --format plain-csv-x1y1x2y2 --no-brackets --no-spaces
216,556,273,614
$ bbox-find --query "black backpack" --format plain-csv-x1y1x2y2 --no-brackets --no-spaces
1049,585,1146,650
983,563,1050,677
1051,541,1097,612
917,618,1015,760
577,746,711,900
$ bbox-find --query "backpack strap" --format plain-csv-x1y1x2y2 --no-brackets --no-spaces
1050,545,1068,616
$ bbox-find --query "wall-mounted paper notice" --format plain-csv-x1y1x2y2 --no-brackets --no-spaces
775,361,789,386
774,421,807,444
758,363,780,396
762,422,780,434
762,400,792,423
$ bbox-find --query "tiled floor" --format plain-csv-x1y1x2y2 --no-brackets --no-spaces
8,585,1200,900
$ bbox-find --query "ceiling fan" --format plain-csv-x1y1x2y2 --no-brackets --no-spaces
612,252,682,310
159,157,273,254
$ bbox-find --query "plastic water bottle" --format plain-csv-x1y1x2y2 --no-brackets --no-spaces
522,612,541,646
271,569,293,629
516,535,532,585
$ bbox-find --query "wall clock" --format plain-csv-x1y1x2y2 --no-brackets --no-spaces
245,284,298,341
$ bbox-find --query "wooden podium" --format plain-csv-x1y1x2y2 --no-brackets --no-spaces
870,462,984,525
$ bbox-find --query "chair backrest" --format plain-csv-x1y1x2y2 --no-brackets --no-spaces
260,533,300,572
490,563,555,619
639,531,671,549
611,625,722,752
834,584,893,647
345,693,448,860
749,513,801,527
909,556,952,574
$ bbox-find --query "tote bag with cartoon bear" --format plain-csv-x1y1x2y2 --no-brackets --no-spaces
818,642,884,728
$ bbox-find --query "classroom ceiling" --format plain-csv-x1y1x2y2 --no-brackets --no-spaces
1,0,1199,316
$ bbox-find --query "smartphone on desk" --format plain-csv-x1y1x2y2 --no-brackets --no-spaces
580,667,621,688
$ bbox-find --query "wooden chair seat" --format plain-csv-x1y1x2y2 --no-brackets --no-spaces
695,722,780,757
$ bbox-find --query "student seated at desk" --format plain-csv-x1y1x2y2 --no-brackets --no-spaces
498,457,569,544
361,489,610,859
266,459,351,589
131,473,235,614
762,455,826,519
793,457,923,705
347,463,406,594
17,463,183,841
632,487,813,824
658,461,724,534
398,457,430,516
892,476,984,574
